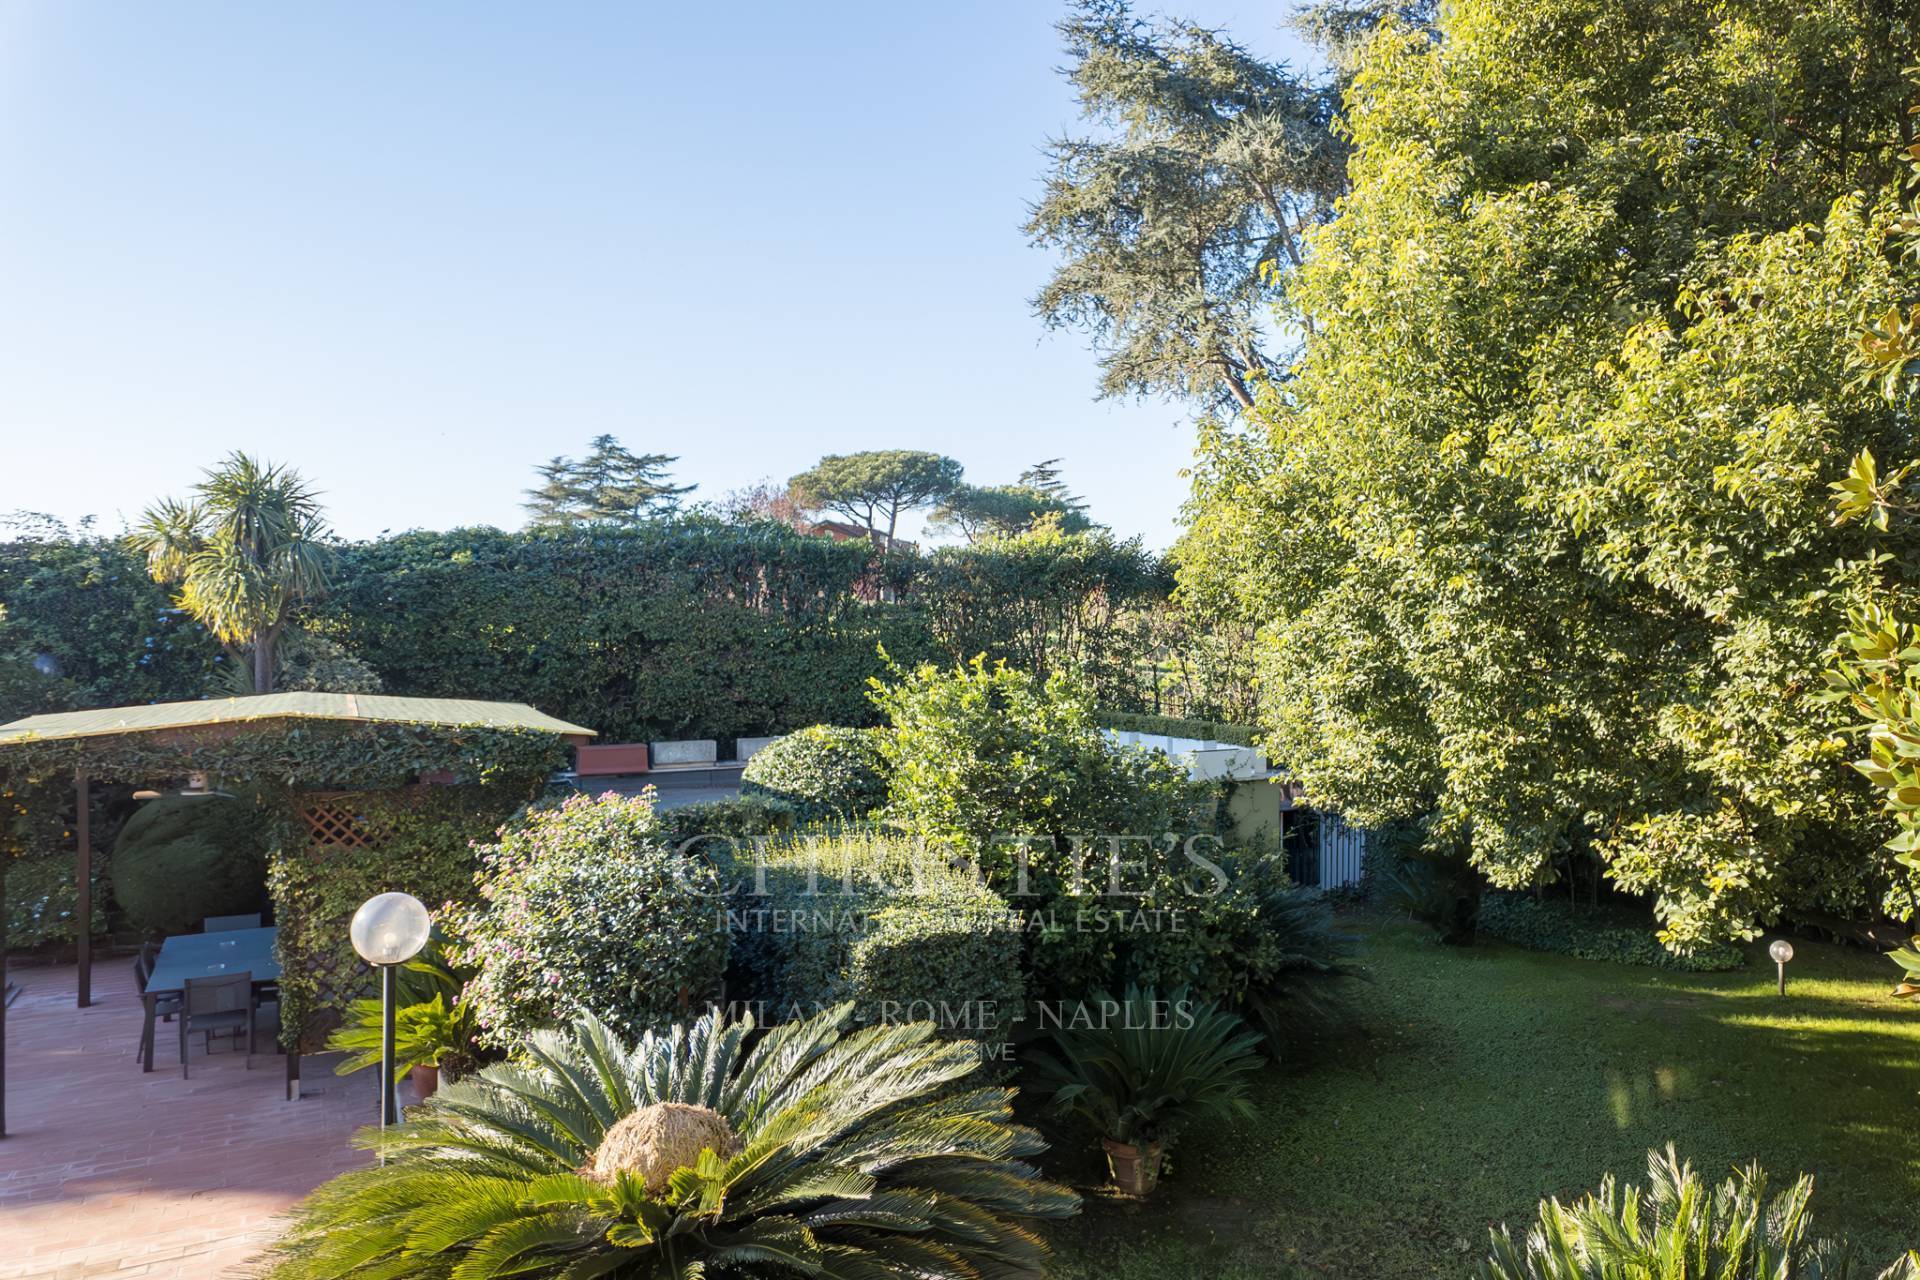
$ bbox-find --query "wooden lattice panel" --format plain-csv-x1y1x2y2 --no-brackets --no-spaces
298,787,434,847
299,797,375,847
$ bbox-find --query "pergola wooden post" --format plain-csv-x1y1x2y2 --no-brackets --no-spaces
75,767,90,1009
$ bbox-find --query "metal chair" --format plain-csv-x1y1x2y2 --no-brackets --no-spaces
179,971,255,1077
202,913,262,932
132,943,181,1059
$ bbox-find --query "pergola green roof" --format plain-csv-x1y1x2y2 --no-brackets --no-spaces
0,691,596,1087
0,692,596,745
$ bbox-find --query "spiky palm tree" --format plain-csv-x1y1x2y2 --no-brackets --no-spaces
128,452,332,694
1479,1146,1919,1280
258,1004,1079,1279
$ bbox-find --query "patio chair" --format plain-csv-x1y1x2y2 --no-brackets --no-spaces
132,942,182,1058
203,913,262,932
179,970,255,1078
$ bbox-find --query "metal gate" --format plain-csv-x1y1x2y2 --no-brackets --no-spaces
1317,812,1367,889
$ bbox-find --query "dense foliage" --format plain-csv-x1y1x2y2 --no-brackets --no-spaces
873,656,1207,994
1479,1146,1917,1280
738,725,889,820
0,531,216,719
261,1005,1080,1279
919,524,1167,699
1,520,1230,743
1476,893,1745,974
448,793,726,1046
1179,0,1920,948
271,783,533,1051
110,792,269,934
735,830,1026,1044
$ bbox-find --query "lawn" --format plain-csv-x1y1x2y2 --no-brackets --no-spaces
1043,915,1920,1278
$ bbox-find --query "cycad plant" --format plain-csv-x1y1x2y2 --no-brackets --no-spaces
128,451,333,694
1028,985,1263,1197
1479,1145,1920,1280
260,1003,1079,1279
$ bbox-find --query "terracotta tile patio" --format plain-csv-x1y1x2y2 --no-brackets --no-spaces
0,959,378,1279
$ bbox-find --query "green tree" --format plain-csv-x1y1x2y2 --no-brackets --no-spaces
1018,457,1088,514
926,483,1093,543
522,434,694,526
1820,105,1920,999
873,656,1205,993
789,449,964,549
128,453,334,695
1028,0,1347,410
1178,0,1918,948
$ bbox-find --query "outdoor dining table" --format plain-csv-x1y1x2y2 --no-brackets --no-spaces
139,926,280,1072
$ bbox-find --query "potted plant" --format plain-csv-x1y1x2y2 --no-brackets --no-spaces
330,992,479,1099
1029,984,1264,1197
327,933,481,1099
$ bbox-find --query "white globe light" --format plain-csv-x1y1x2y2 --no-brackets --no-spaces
1769,939,1794,965
349,892,432,966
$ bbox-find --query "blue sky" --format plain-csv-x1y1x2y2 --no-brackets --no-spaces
0,2,1308,549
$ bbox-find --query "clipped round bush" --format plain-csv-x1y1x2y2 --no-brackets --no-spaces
449,793,727,1047
739,725,889,819
111,793,269,935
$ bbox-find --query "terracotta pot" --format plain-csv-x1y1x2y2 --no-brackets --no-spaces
409,1064,439,1101
1102,1137,1163,1197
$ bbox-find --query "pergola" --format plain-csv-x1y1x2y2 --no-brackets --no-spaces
0,692,594,1135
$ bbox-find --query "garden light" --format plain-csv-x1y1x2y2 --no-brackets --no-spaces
350,892,431,1127
1769,939,1794,995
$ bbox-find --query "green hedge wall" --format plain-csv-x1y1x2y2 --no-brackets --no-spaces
316,522,937,743
1,523,1185,747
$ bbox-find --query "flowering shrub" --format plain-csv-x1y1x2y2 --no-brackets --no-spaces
447,793,727,1047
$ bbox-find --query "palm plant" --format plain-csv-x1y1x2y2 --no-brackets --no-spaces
328,933,484,1080
329,993,479,1081
1479,1146,1920,1280
1240,875,1361,1056
1028,985,1263,1196
261,1003,1079,1279
128,452,333,694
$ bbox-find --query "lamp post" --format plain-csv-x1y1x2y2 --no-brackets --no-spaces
349,892,431,1127
1769,938,1794,996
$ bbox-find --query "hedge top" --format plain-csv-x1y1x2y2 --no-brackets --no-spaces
0,692,596,747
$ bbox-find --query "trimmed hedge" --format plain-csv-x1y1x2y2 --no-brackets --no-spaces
1477,892,1746,972
740,726,889,820
654,792,801,852
728,830,1023,1043
1097,710,1257,747
111,793,269,935
317,523,934,743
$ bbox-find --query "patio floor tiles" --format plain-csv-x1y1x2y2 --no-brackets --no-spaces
0,961,375,1279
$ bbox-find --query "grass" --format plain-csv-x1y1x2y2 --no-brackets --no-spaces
1041,914,1920,1278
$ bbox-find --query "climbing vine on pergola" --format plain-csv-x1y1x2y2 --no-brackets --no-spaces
0,693,591,1119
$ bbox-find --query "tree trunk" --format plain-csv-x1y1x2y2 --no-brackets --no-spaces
252,628,277,694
